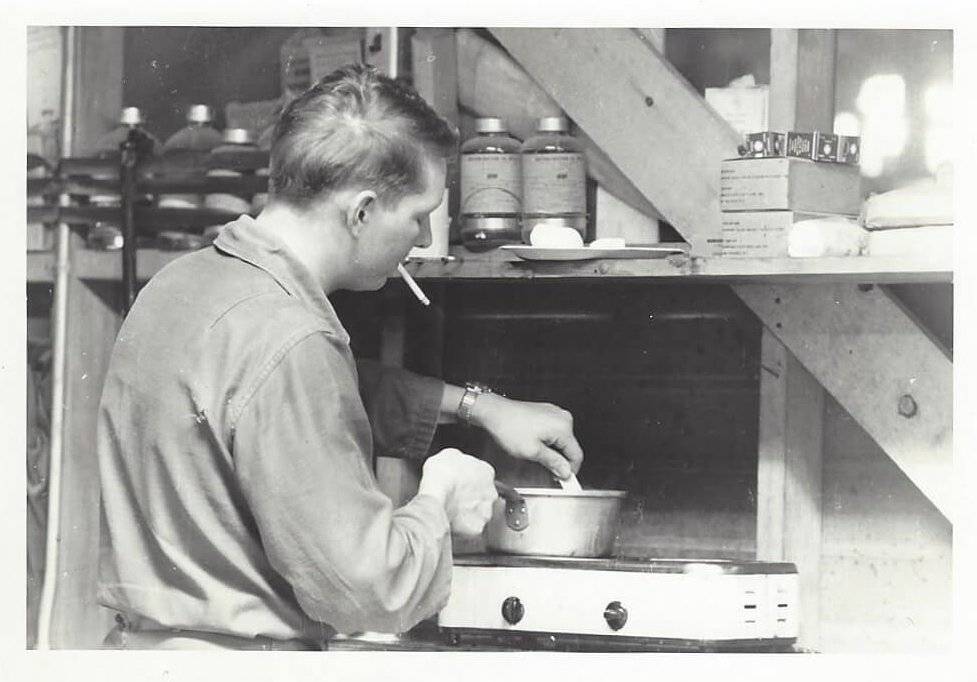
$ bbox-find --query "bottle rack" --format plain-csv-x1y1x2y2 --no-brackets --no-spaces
27,148,271,309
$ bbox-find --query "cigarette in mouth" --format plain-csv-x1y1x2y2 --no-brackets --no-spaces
397,263,430,306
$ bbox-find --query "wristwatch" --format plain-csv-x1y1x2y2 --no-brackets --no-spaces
458,382,493,426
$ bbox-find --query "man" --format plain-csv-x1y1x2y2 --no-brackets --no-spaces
97,64,583,650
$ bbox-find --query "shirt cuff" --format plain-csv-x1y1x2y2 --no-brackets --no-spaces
400,375,445,462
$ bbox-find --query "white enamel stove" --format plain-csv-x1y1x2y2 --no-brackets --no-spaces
438,555,799,652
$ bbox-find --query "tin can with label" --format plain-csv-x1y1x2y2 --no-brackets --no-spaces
785,132,815,160
836,135,861,165
741,132,785,158
813,133,839,163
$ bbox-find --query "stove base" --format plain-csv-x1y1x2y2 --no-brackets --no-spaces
440,627,797,653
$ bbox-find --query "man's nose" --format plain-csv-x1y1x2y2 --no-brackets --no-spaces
414,214,433,248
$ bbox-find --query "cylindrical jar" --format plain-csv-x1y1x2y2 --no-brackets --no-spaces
460,117,523,251
520,116,587,243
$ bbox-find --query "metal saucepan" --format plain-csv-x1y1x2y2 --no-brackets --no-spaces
486,481,627,558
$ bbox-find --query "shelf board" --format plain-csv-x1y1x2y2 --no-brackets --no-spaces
66,245,952,284
403,248,952,284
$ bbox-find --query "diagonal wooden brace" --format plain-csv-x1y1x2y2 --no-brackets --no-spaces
491,27,953,523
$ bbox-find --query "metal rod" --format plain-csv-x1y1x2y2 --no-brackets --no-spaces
36,24,77,651
120,135,138,312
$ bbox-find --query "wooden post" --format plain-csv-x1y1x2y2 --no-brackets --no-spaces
47,26,124,649
751,29,836,650
769,30,837,133
756,328,824,648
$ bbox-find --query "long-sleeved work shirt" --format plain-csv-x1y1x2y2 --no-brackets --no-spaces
97,215,451,647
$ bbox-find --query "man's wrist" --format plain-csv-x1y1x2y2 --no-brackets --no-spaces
467,391,503,430
458,383,495,427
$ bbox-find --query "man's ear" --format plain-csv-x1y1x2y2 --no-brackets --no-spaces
345,190,378,238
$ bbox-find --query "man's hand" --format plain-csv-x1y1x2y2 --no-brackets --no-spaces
417,448,497,536
470,394,584,480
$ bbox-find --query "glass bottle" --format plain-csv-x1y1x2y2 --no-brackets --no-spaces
94,107,158,159
460,117,523,251
520,116,587,244
161,104,223,154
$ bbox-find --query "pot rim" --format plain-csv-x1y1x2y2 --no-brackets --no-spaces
512,487,627,499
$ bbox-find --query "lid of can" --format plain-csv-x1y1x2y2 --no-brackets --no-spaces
222,128,254,145
475,117,507,133
187,104,213,124
537,116,569,132
119,107,143,126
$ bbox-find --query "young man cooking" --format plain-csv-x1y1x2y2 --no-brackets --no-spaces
96,65,584,650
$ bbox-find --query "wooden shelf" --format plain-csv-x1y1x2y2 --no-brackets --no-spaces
64,245,952,284
403,249,952,284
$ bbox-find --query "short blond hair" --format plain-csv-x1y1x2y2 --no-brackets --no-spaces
269,64,457,208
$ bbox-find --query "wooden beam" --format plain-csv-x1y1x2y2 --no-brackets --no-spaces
756,328,823,648
769,30,837,132
736,283,952,521
494,27,951,520
48,26,125,649
52,241,122,647
456,29,662,221
411,28,459,127
71,27,124,157
490,27,740,256
411,28,460,243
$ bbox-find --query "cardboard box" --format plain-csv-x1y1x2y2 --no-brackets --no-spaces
720,211,821,258
704,86,769,137
720,157,862,214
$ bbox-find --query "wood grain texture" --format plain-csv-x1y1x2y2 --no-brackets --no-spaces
48,27,125,648
69,246,952,284
756,329,824,648
71,27,123,157
490,27,742,256
455,29,661,220
735,283,952,522
769,30,837,133
50,237,122,647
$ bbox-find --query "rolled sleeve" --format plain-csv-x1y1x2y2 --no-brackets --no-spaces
355,359,444,462
232,332,452,635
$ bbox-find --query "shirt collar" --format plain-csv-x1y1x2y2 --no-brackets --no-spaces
213,215,350,344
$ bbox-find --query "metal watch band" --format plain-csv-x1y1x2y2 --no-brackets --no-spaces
458,383,491,425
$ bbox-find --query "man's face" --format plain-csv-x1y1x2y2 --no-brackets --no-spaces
349,155,447,290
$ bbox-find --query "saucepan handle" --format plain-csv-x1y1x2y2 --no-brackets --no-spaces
494,480,529,532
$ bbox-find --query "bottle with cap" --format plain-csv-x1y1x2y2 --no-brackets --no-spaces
88,107,158,207
158,105,223,210
519,116,587,244
94,107,159,159
202,128,260,244
459,117,523,251
161,104,224,154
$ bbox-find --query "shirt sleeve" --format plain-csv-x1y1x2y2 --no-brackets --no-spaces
355,358,445,461
232,331,452,635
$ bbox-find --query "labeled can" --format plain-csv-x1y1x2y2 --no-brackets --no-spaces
785,132,815,160
460,117,523,251
520,116,587,243
741,131,785,158
836,135,861,165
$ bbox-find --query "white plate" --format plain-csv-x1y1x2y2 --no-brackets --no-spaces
500,245,687,261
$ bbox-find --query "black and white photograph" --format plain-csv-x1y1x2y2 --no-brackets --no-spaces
10,5,975,680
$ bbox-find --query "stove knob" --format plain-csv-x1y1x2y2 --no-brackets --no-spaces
603,601,628,631
501,596,524,625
